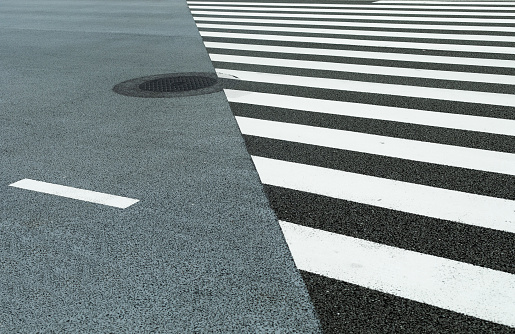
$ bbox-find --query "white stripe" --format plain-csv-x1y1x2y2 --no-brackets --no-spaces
215,68,515,107
377,1,515,4
210,54,515,85
237,117,515,175
189,5,515,16
251,156,515,233
196,23,515,43
199,31,515,55
9,179,139,209
188,1,515,10
204,41,515,68
191,10,515,23
194,16,515,33
278,220,515,328
225,90,515,136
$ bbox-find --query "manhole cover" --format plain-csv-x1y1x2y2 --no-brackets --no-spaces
113,72,223,98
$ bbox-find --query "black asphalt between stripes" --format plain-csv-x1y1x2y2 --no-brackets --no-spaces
221,79,515,120
243,135,515,199
232,103,515,153
264,185,515,274
208,48,515,75
202,36,515,60
301,271,515,334
213,60,515,93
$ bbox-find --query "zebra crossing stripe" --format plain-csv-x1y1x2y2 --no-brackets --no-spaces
278,220,515,328
376,1,515,5
199,31,515,54
215,68,515,107
205,42,515,68
189,5,515,16
225,90,515,136
188,1,515,9
210,53,515,85
237,117,515,175
191,10,515,23
197,23,515,43
251,156,515,233
194,17,515,34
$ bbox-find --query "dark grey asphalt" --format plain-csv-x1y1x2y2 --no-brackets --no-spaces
0,1,322,332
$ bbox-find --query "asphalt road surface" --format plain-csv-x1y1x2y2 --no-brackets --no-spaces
188,0,515,333
0,1,323,332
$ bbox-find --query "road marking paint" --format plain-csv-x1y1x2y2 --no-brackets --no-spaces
194,16,515,33
9,179,139,209
226,90,515,136
204,42,515,68
188,1,515,9
197,23,515,43
199,31,515,55
190,5,515,16
237,117,515,175
376,1,515,4
215,68,515,107
228,89,515,136
210,53,515,85
191,10,515,24
252,157,515,233
279,220,515,328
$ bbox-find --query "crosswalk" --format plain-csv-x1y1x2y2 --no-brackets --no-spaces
187,1,515,332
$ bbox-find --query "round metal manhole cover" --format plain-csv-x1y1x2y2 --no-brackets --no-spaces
113,72,223,98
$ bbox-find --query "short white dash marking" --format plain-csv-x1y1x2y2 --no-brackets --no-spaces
9,179,139,209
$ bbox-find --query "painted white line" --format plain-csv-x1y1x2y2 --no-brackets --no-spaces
197,23,515,43
215,68,515,107
188,1,515,10
191,10,515,23
204,42,515,68
226,90,515,136
237,116,515,175
278,220,515,328
199,31,515,55
376,1,515,4
9,179,139,209
210,53,515,85
194,16,515,33
189,5,515,16
252,156,515,233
